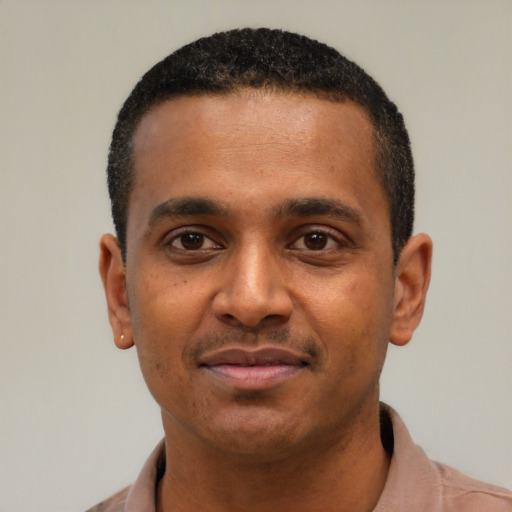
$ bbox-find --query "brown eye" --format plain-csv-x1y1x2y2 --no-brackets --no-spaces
182,233,204,249
303,233,328,250
167,229,222,254
172,233,206,250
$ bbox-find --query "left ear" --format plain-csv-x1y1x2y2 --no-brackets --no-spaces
390,233,433,346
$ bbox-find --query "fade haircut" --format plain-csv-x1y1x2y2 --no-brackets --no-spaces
107,28,415,262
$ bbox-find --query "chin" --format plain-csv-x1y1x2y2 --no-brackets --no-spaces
197,407,311,461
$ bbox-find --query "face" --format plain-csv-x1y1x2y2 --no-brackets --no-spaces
101,91,429,460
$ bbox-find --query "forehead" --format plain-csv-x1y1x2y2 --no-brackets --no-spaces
128,91,385,232
133,91,377,180
134,91,374,154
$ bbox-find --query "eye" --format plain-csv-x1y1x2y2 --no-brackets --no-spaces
291,231,340,251
169,232,220,251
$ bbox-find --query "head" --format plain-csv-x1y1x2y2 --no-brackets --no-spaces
107,28,414,263
99,29,432,462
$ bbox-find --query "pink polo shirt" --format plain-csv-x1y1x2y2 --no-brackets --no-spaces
86,404,512,511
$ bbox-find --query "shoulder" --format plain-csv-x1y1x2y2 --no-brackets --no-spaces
84,486,130,512
84,440,165,512
377,404,512,512
435,462,512,512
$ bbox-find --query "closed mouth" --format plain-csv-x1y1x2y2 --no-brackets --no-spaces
199,346,310,390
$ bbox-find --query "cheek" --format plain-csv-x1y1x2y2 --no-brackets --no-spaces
129,266,208,338
127,273,206,393
131,295,197,420
301,270,393,365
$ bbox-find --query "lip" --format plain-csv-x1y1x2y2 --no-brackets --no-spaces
199,347,309,391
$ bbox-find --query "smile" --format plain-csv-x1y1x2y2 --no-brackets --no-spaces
199,347,309,391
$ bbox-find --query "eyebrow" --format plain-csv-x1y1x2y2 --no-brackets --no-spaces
147,195,363,228
279,197,363,225
148,197,228,227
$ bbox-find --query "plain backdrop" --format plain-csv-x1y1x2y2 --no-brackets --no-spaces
1,1,511,511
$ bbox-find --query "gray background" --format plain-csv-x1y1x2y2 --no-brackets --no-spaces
1,1,511,511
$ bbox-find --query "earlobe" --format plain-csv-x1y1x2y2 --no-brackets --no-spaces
99,234,134,349
390,233,433,347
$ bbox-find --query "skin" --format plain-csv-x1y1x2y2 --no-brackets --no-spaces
100,91,432,512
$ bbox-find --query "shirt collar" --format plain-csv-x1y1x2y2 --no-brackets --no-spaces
124,403,440,512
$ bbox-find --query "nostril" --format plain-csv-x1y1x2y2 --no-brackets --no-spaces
221,313,244,327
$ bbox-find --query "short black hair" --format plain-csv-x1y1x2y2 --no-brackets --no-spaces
107,28,414,262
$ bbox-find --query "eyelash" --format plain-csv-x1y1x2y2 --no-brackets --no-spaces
289,227,348,252
165,228,223,253
163,226,349,255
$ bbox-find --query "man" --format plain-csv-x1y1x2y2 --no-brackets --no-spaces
93,28,511,511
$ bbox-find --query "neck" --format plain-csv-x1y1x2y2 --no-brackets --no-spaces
156,402,390,512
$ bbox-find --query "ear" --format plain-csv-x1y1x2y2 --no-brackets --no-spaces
98,234,134,349
390,233,433,347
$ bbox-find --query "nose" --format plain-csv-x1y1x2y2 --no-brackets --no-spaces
212,244,293,328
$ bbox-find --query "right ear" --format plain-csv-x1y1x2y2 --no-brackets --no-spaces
98,234,134,349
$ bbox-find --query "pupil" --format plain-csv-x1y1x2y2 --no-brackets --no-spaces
305,233,327,250
181,233,203,250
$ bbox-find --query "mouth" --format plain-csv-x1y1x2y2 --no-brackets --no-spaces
199,347,310,391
